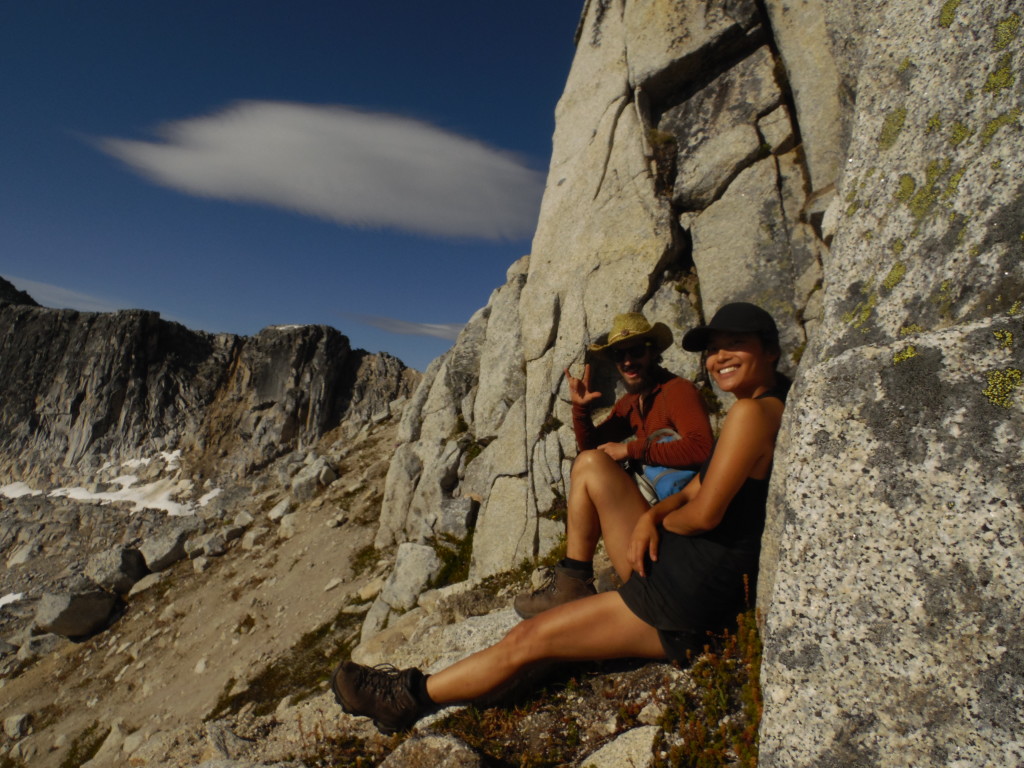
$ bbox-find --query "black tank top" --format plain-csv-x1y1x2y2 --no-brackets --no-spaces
696,385,788,550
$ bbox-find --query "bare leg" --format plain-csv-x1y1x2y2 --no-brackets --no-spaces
426,591,665,704
565,450,651,581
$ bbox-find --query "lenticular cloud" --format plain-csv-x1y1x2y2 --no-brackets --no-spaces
349,314,464,340
97,101,545,240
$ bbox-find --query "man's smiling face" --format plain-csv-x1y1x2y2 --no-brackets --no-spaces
611,342,655,393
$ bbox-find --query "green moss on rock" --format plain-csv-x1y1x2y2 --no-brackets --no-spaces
981,108,1021,146
939,0,962,28
948,122,974,147
984,53,1015,94
942,166,966,203
878,107,908,151
994,14,1020,50
906,159,952,225
883,262,907,290
895,174,917,203
843,291,878,330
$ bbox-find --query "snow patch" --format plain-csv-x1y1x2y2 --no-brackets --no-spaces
199,488,222,506
0,482,43,499
3,450,218,516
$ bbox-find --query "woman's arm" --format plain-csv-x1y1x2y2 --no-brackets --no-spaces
627,473,702,576
661,397,779,535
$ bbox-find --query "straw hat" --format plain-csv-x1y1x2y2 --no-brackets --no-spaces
588,313,674,354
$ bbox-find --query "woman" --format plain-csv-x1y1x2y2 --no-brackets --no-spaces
332,302,791,734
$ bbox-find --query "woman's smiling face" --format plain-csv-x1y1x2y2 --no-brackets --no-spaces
705,331,778,396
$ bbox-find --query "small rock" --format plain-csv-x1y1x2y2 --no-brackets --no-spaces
278,514,298,539
358,577,385,602
5,542,40,567
638,700,666,725
379,734,481,767
267,499,291,521
580,725,660,768
128,572,169,597
241,528,266,550
3,713,30,739
139,529,190,572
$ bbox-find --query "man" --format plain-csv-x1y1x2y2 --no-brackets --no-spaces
514,312,713,618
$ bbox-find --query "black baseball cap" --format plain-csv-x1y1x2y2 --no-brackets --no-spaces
682,302,779,351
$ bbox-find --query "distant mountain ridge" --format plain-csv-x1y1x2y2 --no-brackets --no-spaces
0,277,38,308
0,276,418,489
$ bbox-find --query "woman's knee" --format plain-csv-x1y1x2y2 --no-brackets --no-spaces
501,618,554,665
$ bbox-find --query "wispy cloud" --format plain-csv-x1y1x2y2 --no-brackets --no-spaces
95,101,545,240
350,313,464,340
5,276,126,313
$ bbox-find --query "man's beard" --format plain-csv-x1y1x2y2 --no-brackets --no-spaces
621,363,653,393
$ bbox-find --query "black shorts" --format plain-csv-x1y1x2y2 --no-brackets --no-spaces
618,527,758,662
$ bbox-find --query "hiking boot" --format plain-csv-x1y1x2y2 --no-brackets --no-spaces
513,564,596,619
331,661,426,734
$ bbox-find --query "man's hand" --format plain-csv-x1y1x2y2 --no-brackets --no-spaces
564,365,602,408
597,442,629,461
628,512,659,577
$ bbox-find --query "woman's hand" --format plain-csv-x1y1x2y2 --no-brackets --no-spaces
564,365,602,408
628,512,660,578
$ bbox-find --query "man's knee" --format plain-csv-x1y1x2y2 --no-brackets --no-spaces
571,449,620,478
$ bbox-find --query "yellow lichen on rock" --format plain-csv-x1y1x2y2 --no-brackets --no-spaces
982,367,1022,407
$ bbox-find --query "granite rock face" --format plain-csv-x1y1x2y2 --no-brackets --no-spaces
755,2,1024,766
0,301,418,485
377,1,1024,766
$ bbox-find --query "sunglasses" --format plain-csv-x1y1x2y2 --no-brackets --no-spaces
610,343,651,362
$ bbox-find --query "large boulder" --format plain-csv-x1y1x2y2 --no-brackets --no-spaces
756,2,1024,765
34,589,119,638
84,547,149,595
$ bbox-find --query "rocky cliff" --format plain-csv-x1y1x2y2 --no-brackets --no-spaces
0,285,418,487
376,1,1024,766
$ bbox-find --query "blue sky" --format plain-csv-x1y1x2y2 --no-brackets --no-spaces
1,1,582,371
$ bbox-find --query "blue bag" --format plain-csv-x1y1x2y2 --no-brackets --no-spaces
639,429,696,501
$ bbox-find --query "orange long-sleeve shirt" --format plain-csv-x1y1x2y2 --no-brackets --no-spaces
572,368,713,468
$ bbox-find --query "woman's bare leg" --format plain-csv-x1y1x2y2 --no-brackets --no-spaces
565,450,651,581
426,591,665,704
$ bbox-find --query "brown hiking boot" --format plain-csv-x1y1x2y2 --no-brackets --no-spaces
513,565,596,619
331,661,426,734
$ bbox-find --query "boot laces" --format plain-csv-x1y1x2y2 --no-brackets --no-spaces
530,566,558,596
359,664,408,704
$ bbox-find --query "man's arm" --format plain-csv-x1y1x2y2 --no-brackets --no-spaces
567,364,633,450
572,398,633,451
627,377,713,467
